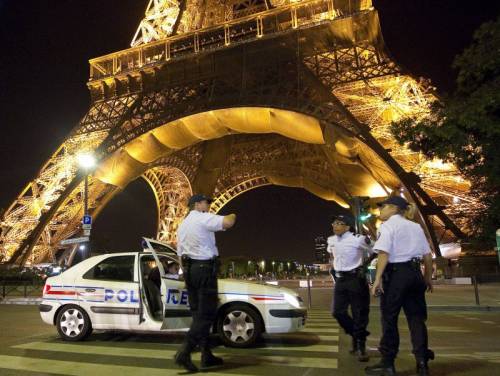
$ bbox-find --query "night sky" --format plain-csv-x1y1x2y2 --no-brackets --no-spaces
0,1,499,262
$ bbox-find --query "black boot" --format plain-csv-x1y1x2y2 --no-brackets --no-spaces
356,340,370,362
416,360,429,376
201,348,224,368
174,342,198,373
365,359,396,376
349,337,358,355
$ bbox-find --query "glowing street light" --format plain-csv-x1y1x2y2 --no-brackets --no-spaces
77,153,96,261
77,153,96,170
77,153,97,216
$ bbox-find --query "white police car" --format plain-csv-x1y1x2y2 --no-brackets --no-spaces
39,238,307,348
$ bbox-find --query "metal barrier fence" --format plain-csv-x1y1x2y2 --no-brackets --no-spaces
1,281,43,299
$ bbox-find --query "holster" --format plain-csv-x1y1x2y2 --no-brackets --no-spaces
356,267,366,279
182,256,192,276
212,256,220,277
410,258,422,272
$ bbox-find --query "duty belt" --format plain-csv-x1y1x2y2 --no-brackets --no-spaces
386,257,421,272
334,266,363,279
182,256,218,265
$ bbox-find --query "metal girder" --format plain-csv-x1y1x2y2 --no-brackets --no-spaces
3,96,142,265
211,176,271,213
143,166,193,245
1,5,472,264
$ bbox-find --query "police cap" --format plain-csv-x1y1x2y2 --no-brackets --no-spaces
332,214,355,228
188,194,213,206
377,196,409,210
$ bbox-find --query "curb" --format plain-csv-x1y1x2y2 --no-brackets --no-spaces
426,305,500,312
0,298,42,305
367,304,500,312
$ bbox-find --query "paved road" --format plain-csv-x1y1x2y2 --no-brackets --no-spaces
1,305,500,375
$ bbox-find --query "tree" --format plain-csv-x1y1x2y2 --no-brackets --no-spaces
391,17,500,244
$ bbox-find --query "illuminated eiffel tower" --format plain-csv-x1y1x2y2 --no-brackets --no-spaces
1,0,475,265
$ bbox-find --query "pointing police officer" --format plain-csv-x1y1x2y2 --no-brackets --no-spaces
365,196,434,376
174,194,236,372
328,213,373,362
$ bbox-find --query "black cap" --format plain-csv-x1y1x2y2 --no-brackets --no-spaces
188,194,213,206
377,196,409,210
332,214,355,228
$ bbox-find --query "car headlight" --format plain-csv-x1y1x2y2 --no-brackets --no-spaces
283,292,302,308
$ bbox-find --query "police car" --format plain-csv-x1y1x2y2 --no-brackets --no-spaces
39,238,307,348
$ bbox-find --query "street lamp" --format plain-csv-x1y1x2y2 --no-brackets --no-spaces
77,153,96,260
77,153,96,216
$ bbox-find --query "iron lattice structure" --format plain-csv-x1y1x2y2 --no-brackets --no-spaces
1,0,475,265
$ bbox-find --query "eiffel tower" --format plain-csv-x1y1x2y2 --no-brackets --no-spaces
1,0,475,265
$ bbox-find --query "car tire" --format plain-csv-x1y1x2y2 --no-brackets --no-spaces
217,304,262,348
56,305,92,341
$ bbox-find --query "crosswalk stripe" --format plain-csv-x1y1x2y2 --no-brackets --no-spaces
302,328,339,333
261,344,338,352
306,321,335,325
13,342,338,369
278,335,339,342
13,340,339,354
307,318,334,320
0,355,243,376
306,324,337,328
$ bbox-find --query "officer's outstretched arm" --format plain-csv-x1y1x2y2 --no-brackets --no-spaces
223,214,237,229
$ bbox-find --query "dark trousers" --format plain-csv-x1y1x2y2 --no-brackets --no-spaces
332,275,370,341
184,261,218,350
379,262,430,362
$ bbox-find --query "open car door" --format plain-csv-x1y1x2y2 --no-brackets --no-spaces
142,238,192,330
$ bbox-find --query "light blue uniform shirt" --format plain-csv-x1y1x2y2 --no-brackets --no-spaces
373,214,431,263
177,210,224,260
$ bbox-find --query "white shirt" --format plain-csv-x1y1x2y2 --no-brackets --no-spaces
176,210,225,260
373,214,431,263
327,231,373,271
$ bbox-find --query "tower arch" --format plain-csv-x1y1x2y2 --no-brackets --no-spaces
1,1,471,264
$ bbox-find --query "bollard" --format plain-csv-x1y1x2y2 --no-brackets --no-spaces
472,275,480,306
306,272,312,309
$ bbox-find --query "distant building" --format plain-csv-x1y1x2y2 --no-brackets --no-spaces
314,236,329,264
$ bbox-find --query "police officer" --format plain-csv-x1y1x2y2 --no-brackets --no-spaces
328,213,373,362
174,194,236,372
365,196,434,376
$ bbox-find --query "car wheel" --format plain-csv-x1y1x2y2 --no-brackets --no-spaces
56,305,92,341
217,304,262,348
